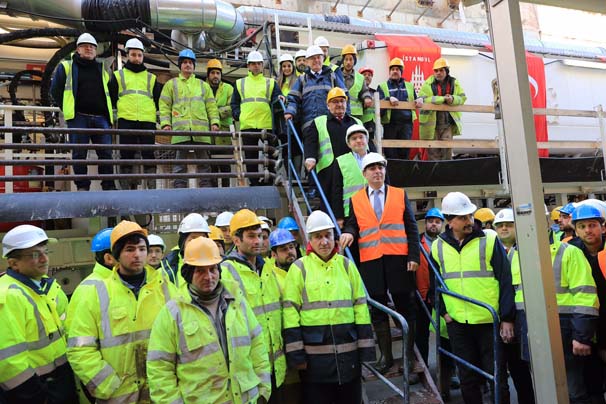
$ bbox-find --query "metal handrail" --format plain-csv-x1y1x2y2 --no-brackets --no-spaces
279,99,410,402
419,245,502,404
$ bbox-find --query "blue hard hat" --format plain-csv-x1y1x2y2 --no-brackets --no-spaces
572,205,604,223
91,228,113,252
178,49,196,63
425,208,445,221
277,216,299,232
558,203,576,216
269,229,296,249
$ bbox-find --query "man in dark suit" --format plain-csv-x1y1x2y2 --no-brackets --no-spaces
340,152,420,378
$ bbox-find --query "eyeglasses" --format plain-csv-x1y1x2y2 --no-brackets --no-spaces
17,249,52,260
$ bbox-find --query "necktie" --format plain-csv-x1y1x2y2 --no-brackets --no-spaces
373,189,383,220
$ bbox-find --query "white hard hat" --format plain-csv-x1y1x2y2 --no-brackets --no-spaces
577,199,606,219
2,224,49,258
441,192,477,216
314,36,330,47
295,50,307,60
346,124,369,143
361,152,387,171
77,33,98,47
125,38,144,51
178,213,211,234
147,234,165,249
493,208,515,225
260,222,271,232
306,45,324,59
306,210,335,234
258,215,273,227
215,211,234,227
279,54,294,64
247,51,264,63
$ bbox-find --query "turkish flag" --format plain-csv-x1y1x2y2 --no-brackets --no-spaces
526,53,549,157
375,34,442,160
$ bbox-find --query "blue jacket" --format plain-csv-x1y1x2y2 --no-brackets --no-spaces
285,66,348,130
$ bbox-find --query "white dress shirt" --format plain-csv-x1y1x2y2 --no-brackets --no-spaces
367,184,386,213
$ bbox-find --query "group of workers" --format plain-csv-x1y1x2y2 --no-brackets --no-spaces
49,33,465,191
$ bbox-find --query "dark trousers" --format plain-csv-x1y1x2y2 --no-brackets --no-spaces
172,141,212,188
67,113,114,190
117,119,156,189
382,122,412,160
302,378,361,404
503,342,535,404
242,128,276,186
446,321,510,404
416,299,432,364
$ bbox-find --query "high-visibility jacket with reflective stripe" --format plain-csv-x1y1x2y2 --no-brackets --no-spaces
210,81,234,143
60,60,113,123
314,114,362,173
66,265,177,402
65,262,113,332
43,277,69,324
114,68,157,123
160,247,191,299
507,247,525,310
235,72,276,130
418,75,466,140
221,257,286,387
147,279,271,404
432,231,498,324
0,272,68,391
378,80,416,125
346,71,365,118
352,185,409,262
336,152,366,217
282,252,375,384
159,74,220,143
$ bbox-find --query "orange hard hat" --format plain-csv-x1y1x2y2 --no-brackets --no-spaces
110,221,148,250
183,236,222,267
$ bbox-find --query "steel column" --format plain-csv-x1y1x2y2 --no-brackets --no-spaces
485,1,568,402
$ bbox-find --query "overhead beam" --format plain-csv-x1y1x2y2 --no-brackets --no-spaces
464,0,606,13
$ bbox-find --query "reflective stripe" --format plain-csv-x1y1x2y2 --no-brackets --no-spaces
251,324,263,338
359,240,379,249
101,329,151,348
97,390,140,404
159,95,171,102
283,300,301,310
380,236,408,244
240,77,270,104
85,363,115,394
285,341,304,352
171,119,210,128
436,237,492,278
304,341,358,355
252,301,281,316
380,223,405,231
343,185,363,196
273,349,284,361
35,354,67,375
170,399,185,404
81,280,112,340
553,243,569,293
67,336,97,348
8,284,53,344
222,261,246,295
147,350,176,362
569,285,597,294
0,367,36,390
354,297,367,305
118,69,152,98
357,338,375,348
515,302,525,310
302,299,353,310
558,305,599,316
302,84,332,94
241,386,260,403
359,227,378,238
441,270,495,280
232,335,251,347
514,285,523,293
479,237,487,272
0,342,28,361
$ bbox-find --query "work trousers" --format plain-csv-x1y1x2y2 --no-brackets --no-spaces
446,321,510,404
302,378,361,404
117,119,156,189
382,122,412,160
426,125,453,161
67,113,114,190
172,140,212,188
503,342,535,404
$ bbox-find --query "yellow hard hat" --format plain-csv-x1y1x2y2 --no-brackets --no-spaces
551,207,562,221
341,44,357,57
110,220,148,250
183,236,222,267
230,209,264,236
207,59,223,71
326,87,348,103
389,57,404,69
209,225,224,241
433,57,449,70
474,208,496,223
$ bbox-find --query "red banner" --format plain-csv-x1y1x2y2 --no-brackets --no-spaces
526,53,548,157
375,34,442,160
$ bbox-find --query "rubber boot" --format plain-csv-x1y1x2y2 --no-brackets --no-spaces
374,321,394,374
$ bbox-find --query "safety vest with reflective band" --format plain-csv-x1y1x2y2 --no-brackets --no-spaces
378,80,417,125
114,68,157,123
60,60,113,123
210,81,234,144
418,75,466,140
0,272,68,392
507,247,525,310
221,257,286,387
314,114,362,173
347,71,365,117
159,74,220,144
336,152,366,217
282,252,375,384
235,72,276,130
66,265,176,403
146,279,271,404
549,241,599,317
351,185,409,262
432,231,498,324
